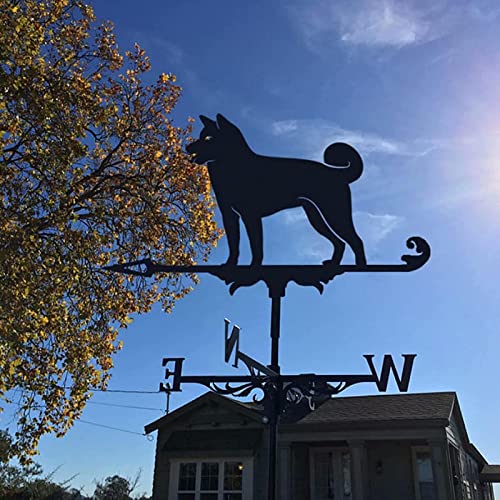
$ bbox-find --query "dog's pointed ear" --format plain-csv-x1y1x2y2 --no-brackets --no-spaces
216,114,239,132
199,115,217,128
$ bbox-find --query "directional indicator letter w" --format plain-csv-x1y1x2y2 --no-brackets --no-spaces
364,354,416,392
224,319,240,368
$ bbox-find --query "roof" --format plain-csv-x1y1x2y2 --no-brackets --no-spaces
294,391,455,427
480,465,500,482
468,443,489,466
146,391,457,434
145,392,263,434
145,391,497,474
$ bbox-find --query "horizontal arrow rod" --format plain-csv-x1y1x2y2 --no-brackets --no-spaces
179,374,376,384
105,262,425,276
104,238,429,297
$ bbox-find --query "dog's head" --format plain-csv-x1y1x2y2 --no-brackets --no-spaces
186,114,249,164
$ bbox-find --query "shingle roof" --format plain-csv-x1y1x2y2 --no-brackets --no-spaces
480,465,500,482
146,391,458,434
295,391,455,426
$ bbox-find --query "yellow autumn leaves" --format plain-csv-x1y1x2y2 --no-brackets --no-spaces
0,0,221,461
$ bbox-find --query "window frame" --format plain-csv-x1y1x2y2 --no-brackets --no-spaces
411,446,438,500
309,446,352,500
168,457,253,500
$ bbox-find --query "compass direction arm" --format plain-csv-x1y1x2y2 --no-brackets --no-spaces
237,352,278,378
158,354,416,400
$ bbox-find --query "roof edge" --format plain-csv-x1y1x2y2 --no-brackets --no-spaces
144,392,262,434
281,417,449,432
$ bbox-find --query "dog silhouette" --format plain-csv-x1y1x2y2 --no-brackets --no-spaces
186,114,366,267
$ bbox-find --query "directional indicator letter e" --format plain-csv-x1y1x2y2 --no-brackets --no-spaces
364,354,416,392
162,357,185,392
224,319,241,368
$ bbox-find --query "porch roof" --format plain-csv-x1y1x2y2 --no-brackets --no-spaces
295,391,455,426
480,465,500,482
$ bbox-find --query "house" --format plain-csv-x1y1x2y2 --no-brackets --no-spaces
145,391,497,500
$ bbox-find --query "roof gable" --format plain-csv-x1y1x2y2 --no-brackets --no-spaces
145,392,262,434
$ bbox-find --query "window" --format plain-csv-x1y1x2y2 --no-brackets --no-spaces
310,448,352,500
178,463,197,499
169,459,252,500
341,452,352,497
448,444,463,500
412,447,436,500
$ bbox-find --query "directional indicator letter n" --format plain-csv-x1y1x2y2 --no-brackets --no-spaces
162,358,185,392
364,354,416,392
224,319,241,368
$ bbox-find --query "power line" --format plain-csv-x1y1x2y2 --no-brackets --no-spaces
6,403,155,439
56,385,161,394
87,401,164,412
7,396,166,413
90,388,160,394
77,418,151,439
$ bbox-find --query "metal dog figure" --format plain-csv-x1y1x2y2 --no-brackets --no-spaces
186,114,366,267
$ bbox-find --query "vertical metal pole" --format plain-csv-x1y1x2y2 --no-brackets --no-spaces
267,387,279,500
270,295,281,374
165,387,171,414
268,293,282,500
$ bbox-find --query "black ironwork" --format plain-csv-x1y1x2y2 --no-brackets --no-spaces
161,321,416,405
161,355,417,405
104,235,430,298
159,322,417,500
105,115,431,500
186,114,367,268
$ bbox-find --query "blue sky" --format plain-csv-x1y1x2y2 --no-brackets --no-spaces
17,0,500,495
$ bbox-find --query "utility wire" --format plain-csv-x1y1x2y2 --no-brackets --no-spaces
87,401,164,412
56,385,161,394
77,418,152,439
7,403,156,440
90,388,160,394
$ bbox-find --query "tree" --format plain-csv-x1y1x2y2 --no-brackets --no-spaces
0,430,77,498
0,0,220,459
92,475,136,500
0,430,42,495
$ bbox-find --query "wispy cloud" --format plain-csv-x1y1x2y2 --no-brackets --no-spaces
150,38,185,65
353,211,404,250
287,0,499,51
271,118,440,160
275,208,404,262
338,1,435,48
466,3,500,22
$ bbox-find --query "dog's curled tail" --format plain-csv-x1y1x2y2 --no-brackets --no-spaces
323,142,363,183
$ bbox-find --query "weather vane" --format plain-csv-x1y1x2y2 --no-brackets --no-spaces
105,113,430,500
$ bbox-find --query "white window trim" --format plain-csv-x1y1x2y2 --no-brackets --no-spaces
168,457,253,500
411,445,437,500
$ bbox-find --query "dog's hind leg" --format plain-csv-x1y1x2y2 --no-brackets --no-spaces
301,199,346,265
321,210,367,266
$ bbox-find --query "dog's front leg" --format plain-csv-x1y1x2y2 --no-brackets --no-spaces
221,206,240,266
242,214,263,267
